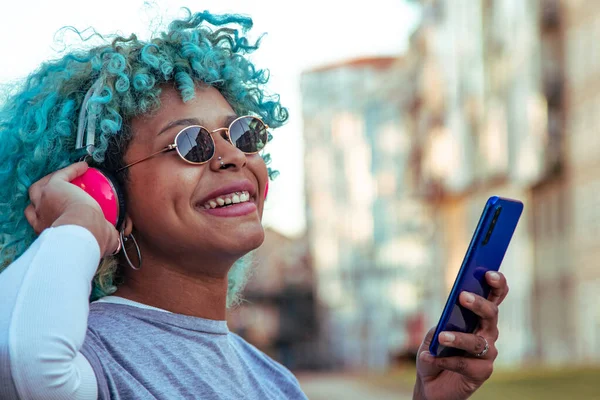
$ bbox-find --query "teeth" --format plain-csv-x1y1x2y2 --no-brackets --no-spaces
202,191,251,210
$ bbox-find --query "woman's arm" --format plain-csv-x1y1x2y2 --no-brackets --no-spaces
0,225,102,400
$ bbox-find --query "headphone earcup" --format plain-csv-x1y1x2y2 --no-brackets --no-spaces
264,180,269,201
98,169,126,230
70,167,126,230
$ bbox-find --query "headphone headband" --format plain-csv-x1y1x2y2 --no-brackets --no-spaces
75,78,104,155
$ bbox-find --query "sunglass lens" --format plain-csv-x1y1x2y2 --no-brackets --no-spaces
176,126,214,163
229,117,268,153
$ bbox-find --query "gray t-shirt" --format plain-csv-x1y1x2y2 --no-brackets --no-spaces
80,302,308,400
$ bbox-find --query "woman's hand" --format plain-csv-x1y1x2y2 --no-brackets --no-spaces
24,161,120,257
413,271,509,400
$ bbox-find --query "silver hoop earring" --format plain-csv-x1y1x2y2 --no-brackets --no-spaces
120,230,142,270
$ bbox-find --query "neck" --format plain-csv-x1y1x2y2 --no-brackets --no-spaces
114,252,232,321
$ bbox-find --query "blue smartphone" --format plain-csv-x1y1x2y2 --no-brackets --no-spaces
429,196,523,357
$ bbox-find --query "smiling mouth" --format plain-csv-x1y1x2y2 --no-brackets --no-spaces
201,191,253,209
196,189,258,218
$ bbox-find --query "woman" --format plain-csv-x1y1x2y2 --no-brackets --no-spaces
0,9,508,400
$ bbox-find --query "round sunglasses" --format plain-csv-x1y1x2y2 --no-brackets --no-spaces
117,115,269,171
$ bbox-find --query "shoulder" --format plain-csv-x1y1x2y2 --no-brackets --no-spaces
228,332,296,376
227,331,268,356
228,333,308,398
82,302,161,354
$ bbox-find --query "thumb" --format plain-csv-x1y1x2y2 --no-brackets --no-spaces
52,161,90,183
417,327,443,380
421,327,435,347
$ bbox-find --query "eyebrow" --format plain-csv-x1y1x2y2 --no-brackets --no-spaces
157,115,240,136
157,118,202,136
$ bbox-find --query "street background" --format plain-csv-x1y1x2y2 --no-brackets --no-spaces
2,0,600,398
231,0,600,398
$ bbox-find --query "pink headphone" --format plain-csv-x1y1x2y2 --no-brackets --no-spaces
70,168,125,228
264,180,269,201
70,80,126,229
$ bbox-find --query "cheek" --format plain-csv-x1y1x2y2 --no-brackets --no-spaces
248,156,268,208
249,155,268,185
126,170,191,223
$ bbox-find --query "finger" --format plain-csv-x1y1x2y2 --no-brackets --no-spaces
416,327,444,379
27,162,88,202
106,230,121,258
460,291,499,332
50,161,89,183
29,164,72,194
419,352,493,381
28,182,41,206
486,271,509,305
24,207,43,235
438,332,498,359
24,204,37,229
421,326,437,347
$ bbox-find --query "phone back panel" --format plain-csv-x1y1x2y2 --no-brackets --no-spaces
429,196,523,357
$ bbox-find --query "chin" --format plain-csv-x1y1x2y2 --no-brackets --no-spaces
223,223,265,256
242,225,266,251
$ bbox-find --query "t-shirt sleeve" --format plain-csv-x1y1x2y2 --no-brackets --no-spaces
0,225,102,400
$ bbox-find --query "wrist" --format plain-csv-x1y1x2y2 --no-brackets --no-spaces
52,204,111,255
413,375,426,400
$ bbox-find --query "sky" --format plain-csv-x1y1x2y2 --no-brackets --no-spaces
0,0,421,237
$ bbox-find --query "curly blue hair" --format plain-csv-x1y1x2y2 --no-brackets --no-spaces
0,9,287,306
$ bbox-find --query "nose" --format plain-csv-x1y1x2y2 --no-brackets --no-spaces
209,129,247,171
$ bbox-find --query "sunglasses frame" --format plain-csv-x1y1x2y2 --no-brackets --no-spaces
117,115,269,172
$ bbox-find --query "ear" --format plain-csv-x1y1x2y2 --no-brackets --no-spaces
121,214,134,236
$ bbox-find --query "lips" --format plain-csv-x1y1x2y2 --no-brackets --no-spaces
196,180,257,208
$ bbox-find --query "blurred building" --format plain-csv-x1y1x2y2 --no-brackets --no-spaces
301,57,433,370
561,0,600,362
530,0,573,365
405,0,547,366
228,228,319,370
408,0,600,366
299,0,600,371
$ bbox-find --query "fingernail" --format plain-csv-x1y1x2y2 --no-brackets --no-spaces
420,351,434,362
488,272,500,281
464,292,475,304
441,332,455,343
